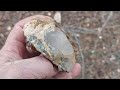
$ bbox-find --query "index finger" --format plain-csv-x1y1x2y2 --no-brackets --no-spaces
6,15,45,42
1,15,45,59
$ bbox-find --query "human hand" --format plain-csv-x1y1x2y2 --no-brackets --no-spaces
0,15,81,79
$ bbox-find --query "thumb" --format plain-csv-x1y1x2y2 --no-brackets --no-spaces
8,55,58,79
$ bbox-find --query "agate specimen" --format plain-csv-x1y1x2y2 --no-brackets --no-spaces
23,15,76,72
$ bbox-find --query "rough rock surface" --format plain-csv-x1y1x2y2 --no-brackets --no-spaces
23,15,76,72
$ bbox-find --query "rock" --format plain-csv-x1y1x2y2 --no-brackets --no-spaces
54,11,61,23
23,15,76,72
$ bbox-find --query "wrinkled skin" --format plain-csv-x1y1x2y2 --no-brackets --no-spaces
0,15,81,79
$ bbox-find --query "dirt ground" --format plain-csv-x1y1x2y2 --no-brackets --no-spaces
0,11,120,79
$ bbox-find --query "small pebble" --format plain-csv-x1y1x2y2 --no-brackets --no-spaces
54,11,61,23
102,60,105,63
76,34,80,37
110,55,116,61
7,26,12,31
91,50,95,54
0,34,4,38
117,69,120,73
86,23,90,27
97,28,102,33
47,12,51,16
103,51,106,54
103,46,106,50
105,76,109,79
99,36,102,39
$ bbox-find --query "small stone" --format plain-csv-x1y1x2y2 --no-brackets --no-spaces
76,34,80,37
117,69,120,73
7,26,12,31
86,23,90,27
47,12,51,16
110,55,116,61
54,11,61,23
103,46,106,50
99,36,102,39
85,18,90,23
102,60,105,63
0,34,4,38
91,50,95,54
105,76,109,79
103,51,106,54
97,28,102,33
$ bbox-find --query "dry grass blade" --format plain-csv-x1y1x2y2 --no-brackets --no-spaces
94,11,113,50
63,26,98,35
74,33,85,79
